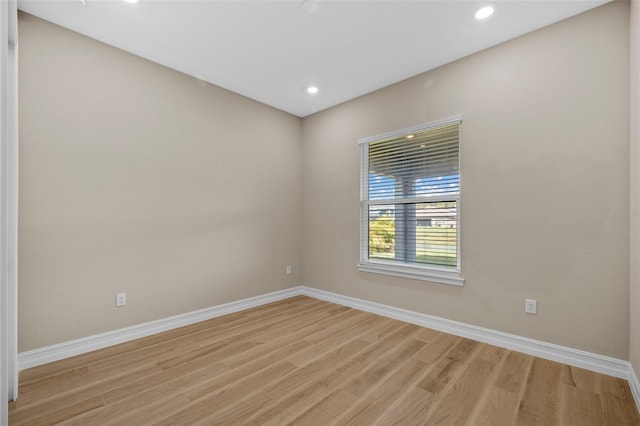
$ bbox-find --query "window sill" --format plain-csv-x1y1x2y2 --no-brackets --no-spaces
358,261,465,286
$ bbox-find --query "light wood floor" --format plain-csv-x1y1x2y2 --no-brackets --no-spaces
8,296,640,425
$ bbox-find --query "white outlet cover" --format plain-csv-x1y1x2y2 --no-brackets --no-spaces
116,292,127,307
525,299,537,314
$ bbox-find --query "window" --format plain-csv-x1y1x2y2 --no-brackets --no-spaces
359,116,464,286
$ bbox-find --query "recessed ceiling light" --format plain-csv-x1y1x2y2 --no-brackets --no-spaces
406,134,415,139
302,0,318,14
123,0,139,3
307,86,319,94
475,5,495,20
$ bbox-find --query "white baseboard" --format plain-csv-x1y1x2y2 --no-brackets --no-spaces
299,286,632,380
17,287,300,371
17,284,640,413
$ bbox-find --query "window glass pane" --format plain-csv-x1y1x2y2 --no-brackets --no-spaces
368,124,459,200
368,205,395,260
368,173,396,200
414,174,459,197
415,202,457,267
369,202,457,267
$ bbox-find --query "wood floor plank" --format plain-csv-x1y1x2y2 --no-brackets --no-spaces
101,361,228,406
359,317,409,344
186,299,340,349
301,310,377,345
261,338,373,402
600,390,640,426
264,322,417,404
566,365,598,391
8,364,162,418
260,304,356,342
416,337,479,394
287,315,395,367
170,339,311,396
17,366,92,396
341,338,425,398
104,394,192,426
197,390,276,425
251,325,423,425
516,357,563,425
137,297,320,349
412,332,460,365
425,357,496,425
286,389,359,425
336,357,428,425
181,341,326,402
470,349,531,426
8,296,639,426
560,384,604,426
413,326,442,343
374,385,435,426
16,341,141,388
156,361,299,425
137,296,319,348
156,299,332,365
84,335,201,374
252,305,349,343
599,374,640,425
476,343,508,365
115,297,324,369
58,384,177,425
156,340,256,370
472,386,522,426
494,351,533,393
224,306,368,369
10,395,105,426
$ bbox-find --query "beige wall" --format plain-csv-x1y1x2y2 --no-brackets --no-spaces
630,0,640,373
302,2,630,358
18,13,303,352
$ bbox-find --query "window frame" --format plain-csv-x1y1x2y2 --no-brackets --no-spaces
358,115,464,286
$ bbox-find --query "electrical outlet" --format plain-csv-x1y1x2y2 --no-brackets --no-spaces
525,299,537,314
116,292,127,307
286,266,292,275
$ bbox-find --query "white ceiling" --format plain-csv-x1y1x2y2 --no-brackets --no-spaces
18,0,610,117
